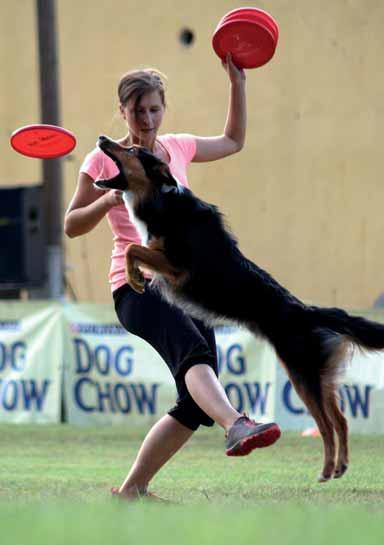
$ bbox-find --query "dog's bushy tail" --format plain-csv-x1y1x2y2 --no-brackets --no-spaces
310,306,384,352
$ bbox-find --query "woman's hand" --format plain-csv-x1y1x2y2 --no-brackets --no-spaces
65,174,124,238
103,189,124,208
222,52,246,84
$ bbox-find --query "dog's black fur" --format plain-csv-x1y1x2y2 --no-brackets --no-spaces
95,135,384,481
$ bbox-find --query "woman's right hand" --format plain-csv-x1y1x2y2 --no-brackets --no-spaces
222,53,246,85
103,189,124,208
65,174,124,238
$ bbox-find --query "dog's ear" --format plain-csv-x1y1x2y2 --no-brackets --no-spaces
137,148,179,192
152,164,179,193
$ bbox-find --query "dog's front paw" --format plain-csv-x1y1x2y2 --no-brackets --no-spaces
131,279,145,294
126,264,145,294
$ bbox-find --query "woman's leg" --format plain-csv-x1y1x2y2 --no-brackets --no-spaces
114,414,194,498
185,364,240,431
112,285,280,498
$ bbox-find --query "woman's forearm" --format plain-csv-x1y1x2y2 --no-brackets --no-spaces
64,195,112,238
224,79,247,151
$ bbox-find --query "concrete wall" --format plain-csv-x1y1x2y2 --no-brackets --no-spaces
1,0,384,307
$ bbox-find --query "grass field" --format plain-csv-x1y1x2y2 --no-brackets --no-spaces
0,424,383,545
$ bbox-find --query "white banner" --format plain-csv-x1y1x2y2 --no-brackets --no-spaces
1,301,383,432
63,303,176,427
0,302,62,423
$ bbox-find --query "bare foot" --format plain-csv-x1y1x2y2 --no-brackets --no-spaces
110,486,171,503
111,486,139,501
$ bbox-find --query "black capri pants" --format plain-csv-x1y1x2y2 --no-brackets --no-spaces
113,282,218,431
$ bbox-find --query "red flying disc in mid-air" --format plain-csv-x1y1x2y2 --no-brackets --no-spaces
212,7,279,69
10,124,76,159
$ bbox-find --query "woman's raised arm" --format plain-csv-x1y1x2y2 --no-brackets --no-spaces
193,53,246,163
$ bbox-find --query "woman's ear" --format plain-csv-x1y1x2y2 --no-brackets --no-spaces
120,104,126,120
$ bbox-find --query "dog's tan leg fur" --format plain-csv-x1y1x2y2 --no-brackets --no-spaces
281,366,337,482
325,390,349,478
301,394,336,482
124,243,185,293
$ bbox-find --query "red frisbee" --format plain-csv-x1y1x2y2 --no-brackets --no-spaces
219,8,279,41
10,124,76,159
219,8,278,29
212,8,279,69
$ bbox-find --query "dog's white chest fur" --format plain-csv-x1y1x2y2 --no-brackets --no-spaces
122,191,149,245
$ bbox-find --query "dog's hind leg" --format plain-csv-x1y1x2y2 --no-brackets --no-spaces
324,388,349,479
285,371,337,482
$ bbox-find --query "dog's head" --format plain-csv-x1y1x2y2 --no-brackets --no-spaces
94,135,179,195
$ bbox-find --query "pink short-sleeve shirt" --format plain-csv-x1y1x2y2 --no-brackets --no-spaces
80,133,196,292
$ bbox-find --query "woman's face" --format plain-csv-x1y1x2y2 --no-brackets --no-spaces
121,90,165,148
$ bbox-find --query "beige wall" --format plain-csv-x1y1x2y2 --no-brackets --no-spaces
1,0,384,308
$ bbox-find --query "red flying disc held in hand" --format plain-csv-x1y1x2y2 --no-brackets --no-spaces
220,9,279,41
219,7,279,39
10,124,76,159
212,7,279,69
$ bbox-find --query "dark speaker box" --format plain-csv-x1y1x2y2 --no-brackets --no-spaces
0,185,45,288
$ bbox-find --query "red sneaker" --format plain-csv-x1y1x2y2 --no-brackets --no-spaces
225,415,281,456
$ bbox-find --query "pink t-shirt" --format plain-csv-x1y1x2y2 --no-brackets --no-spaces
80,133,196,292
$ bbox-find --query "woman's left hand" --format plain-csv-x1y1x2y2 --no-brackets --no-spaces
222,53,246,84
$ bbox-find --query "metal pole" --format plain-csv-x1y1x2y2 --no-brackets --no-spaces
36,0,64,298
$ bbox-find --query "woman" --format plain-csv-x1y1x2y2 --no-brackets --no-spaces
64,54,280,501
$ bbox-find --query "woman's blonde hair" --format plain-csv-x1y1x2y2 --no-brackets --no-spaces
118,68,167,112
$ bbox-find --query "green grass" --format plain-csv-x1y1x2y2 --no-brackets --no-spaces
1,424,384,544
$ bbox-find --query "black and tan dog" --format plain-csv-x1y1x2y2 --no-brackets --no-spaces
95,135,384,482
